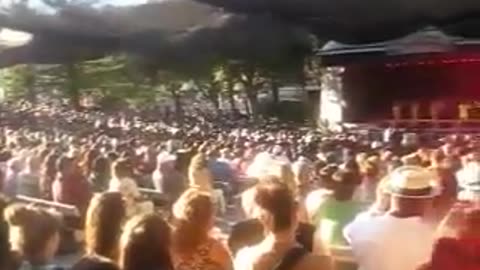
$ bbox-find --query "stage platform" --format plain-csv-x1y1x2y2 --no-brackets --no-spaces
346,119,480,135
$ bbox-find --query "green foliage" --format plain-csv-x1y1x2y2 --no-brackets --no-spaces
0,65,35,101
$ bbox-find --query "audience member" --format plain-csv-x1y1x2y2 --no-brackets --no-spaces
171,188,232,270
234,180,332,270
419,205,480,270
229,176,316,256
188,154,214,192
118,213,173,270
4,205,62,270
313,169,362,246
344,166,439,270
108,159,152,217
72,192,126,270
52,156,91,212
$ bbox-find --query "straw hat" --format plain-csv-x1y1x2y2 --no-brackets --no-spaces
386,165,441,198
457,162,480,192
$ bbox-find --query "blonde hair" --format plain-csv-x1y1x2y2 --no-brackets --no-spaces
171,188,214,255
265,164,297,196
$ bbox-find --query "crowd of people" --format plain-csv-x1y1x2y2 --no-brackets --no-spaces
0,101,479,270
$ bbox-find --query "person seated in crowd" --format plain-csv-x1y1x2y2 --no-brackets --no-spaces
52,156,91,213
108,159,152,217
359,176,391,218
4,204,62,270
3,158,23,197
304,164,337,221
118,213,173,270
229,176,316,256
427,150,458,223
40,152,59,200
356,156,381,203
188,153,214,192
72,192,126,270
313,169,362,247
152,148,185,202
79,149,100,181
291,148,314,199
208,148,237,184
171,188,232,270
344,165,439,270
419,204,480,270
234,180,332,270
16,156,41,198
88,157,111,193
0,195,13,270
0,150,13,191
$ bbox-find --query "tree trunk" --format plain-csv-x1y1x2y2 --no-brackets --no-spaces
25,65,37,104
243,96,251,116
66,63,81,111
226,78,237,113
242,64,260,118
209,94,220,113
271,77,280,106
246,89,259,117
169,87,183,123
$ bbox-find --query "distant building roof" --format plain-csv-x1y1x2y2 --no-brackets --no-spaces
318,27,480,66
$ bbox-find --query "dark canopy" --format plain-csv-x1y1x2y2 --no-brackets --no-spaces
1,0,480,68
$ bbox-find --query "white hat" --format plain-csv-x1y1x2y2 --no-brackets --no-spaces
386,165,441,198
457,162,480,192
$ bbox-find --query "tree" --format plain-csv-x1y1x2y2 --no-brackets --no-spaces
0,64,37,103
193,72,222,112
149,70,191,122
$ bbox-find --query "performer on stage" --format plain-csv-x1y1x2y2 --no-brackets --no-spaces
410,101,420,123
392,102,402,125
430,100,444,128
458,102,470,122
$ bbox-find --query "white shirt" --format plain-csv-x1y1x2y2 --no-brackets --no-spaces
304,188,332,220
344,214,435,270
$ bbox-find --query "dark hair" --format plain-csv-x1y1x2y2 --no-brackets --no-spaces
4,204,61,265
253,180,296,233
111,159,132,179
85,192,126,260
119,214,173,270
40,152,59,198
56,156,74,175
92,156,110,176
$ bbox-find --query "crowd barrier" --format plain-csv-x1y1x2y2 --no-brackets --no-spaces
138,188,171,208
14,195,83,255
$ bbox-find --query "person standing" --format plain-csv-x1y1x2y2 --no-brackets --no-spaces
344,166,439,270
234,180,332,270
108,159,153,217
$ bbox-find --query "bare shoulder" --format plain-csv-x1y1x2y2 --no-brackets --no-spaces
296,254,333,270
209,238,233,268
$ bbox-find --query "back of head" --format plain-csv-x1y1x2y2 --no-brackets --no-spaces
111,159,132,179
332,169,360,200
0,196,11,269
171,188,214,255
253,180,296,233
188,153,208,172
85,192,126,260
4,204,61,265
56,156,73,176
119,214,172,270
